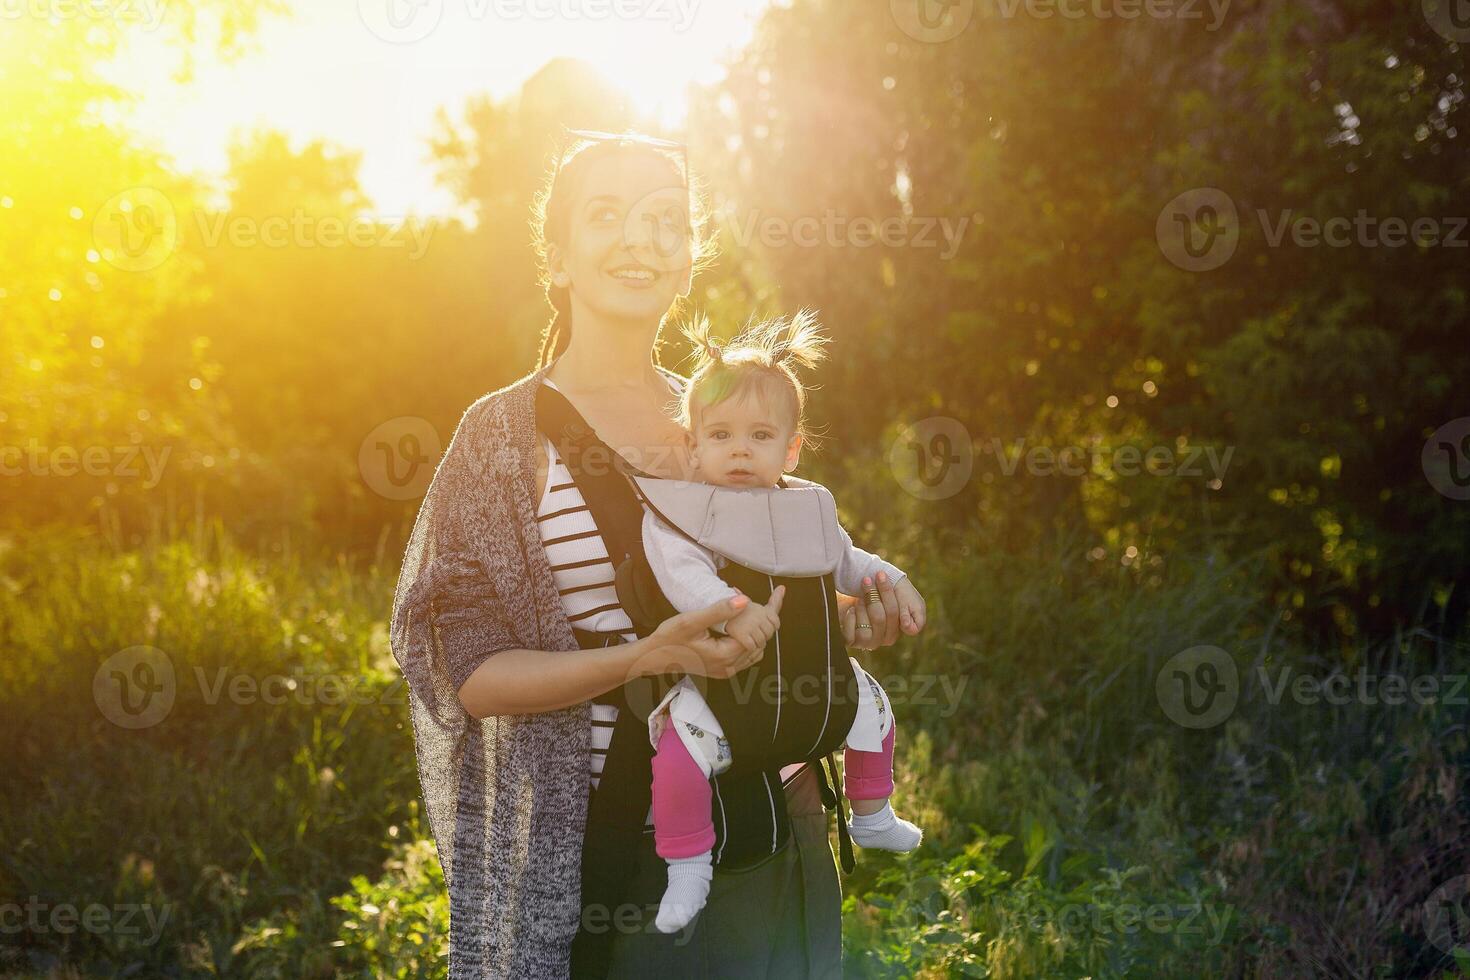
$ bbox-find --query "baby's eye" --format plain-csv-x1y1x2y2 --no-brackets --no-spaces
753,432,771,440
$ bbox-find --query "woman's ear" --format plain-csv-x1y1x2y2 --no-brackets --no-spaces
546,243,571,288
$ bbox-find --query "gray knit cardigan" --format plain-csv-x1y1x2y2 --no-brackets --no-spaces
388,359,690,978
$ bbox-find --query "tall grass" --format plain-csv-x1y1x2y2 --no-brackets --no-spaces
1,516,1465,978
0,524,420,977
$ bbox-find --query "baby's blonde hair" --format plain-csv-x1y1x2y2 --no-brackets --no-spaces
676,309,829,452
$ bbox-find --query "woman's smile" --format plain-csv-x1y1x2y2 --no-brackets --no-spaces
607,262,660,289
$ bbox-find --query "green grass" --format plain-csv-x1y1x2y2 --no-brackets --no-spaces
1,519,1466,978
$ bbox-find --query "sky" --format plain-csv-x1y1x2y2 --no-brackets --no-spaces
102,0,777,217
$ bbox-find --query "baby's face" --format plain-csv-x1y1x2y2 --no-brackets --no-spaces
688,393,801,488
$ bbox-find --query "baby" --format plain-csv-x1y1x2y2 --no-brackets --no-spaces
640,310,928,934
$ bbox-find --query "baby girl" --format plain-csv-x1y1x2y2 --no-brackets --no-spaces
639,310,928,934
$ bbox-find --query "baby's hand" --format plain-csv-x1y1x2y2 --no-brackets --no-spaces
893,577,928,635
721,590,783,655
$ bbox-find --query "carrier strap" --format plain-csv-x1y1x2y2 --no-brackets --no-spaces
816,752,856,875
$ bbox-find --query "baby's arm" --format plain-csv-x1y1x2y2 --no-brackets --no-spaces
642,509,743,633
832,520,908,596
832,518,928,636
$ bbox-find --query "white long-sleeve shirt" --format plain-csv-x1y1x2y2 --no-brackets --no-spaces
641,502,907,633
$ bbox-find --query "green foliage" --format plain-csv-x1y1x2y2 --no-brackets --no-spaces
5,521,1464,977
0,527,419,977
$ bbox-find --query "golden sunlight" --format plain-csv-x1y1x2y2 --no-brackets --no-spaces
96,0,776,216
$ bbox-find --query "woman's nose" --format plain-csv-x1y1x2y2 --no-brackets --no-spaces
623,213,655,249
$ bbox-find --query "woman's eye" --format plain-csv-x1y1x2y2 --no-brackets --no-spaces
591,207,618,223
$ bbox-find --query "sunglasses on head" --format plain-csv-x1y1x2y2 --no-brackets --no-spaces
556,128,690,189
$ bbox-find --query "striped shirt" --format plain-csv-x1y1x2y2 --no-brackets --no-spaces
536,375,671,829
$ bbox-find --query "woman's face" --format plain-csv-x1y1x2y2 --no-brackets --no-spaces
548,150,693,324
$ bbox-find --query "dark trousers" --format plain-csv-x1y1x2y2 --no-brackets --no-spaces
603,763,843,978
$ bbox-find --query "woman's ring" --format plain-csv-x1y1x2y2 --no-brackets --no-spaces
855,623,873,631
866,588,882,605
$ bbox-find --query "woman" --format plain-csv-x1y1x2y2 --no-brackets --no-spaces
389,132,909,979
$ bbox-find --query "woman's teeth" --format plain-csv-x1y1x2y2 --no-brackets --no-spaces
611,268,655,281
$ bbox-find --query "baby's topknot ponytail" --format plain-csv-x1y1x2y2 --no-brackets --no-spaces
675,308,830,454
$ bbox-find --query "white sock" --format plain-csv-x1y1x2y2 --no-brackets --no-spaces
848,800,923,852
654,851,713,934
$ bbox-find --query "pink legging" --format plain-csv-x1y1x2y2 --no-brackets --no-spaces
651,720,898,859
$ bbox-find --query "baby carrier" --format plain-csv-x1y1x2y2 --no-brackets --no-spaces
539,384,862,978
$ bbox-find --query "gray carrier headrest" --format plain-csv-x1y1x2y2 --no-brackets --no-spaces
629,474,845,577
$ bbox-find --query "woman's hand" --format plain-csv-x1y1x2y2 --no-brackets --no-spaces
837,572,923,650
641,587,786,680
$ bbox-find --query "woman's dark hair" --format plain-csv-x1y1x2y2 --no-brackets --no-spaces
530,133,715,369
